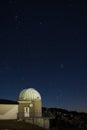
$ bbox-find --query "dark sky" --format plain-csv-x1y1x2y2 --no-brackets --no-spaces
0,0,87,112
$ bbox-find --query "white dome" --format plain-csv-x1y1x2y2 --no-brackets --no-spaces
18,88,41,101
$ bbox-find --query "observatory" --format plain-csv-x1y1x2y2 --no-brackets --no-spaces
0,88,42,120
0,88,49,129
18,88,42,119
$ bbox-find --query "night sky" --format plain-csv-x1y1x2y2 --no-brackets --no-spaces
0,0,87,112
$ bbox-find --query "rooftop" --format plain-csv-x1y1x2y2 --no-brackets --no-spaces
0,99,19,104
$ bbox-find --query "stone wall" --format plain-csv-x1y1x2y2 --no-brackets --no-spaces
25,117,50,129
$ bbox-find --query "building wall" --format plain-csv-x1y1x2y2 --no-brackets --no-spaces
18,100,42,119
18,101,34,119
25,117,50,129
0,104,18,119
34,100,42,117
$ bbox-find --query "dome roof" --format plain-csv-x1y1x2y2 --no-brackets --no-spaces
18,88,41,101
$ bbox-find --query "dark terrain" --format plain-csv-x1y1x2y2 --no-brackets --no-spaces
0,120,46,130
43,107,87,130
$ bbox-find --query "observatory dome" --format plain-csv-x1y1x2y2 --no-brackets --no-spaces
18,88,41,101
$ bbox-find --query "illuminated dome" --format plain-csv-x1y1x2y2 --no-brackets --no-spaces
18,88,41,101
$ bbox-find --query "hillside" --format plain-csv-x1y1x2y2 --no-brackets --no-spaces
43,107,87,130
0,120,47,130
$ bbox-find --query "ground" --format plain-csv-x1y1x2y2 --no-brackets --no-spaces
0,120,47,130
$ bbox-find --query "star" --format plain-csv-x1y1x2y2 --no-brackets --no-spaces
61,64,64,69
40,22,43,25
15,15,18,19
